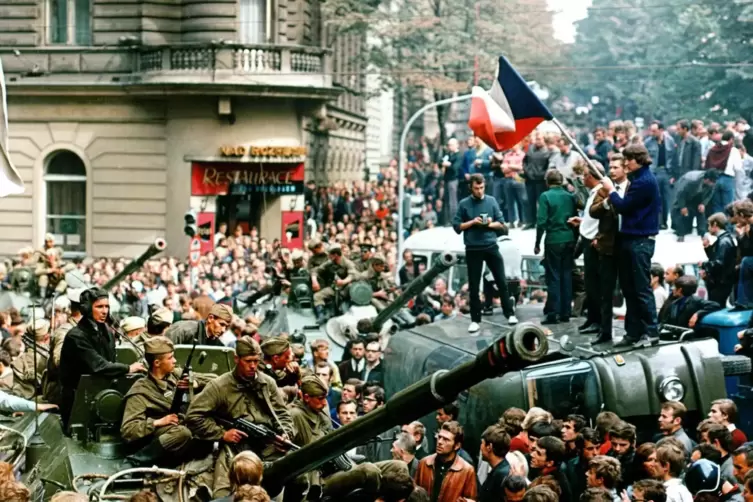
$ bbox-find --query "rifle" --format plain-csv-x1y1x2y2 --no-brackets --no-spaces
169,337,198,414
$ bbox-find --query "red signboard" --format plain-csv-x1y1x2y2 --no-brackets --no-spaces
191,162,305,196
281,211,304,250
196,212,215,254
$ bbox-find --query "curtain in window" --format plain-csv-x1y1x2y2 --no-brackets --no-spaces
47,181,86,252
50,0,68,44
74,0,91,45
239,0,266,44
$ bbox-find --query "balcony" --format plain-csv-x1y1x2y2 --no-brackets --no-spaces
0,44,337,99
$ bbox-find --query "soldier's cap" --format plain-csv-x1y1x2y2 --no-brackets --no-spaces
120,316,146,333
291,249,305,261
236,336,262,357
27,319,50,339
66,288,84,304
261,337,290,357
144,335,174,356
371,253,386,265
361,244,374,252
300,375,328,397
150,307,174,326
327,243,342,254
209,303,233,323
307,238,322,251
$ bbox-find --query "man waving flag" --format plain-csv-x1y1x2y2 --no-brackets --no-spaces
0,58,24,197
468,56,554,152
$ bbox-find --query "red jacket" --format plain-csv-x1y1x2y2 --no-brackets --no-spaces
415,453,477,502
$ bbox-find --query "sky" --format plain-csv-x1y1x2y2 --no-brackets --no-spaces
547,0,592,43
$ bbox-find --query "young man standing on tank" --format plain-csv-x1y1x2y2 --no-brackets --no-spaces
452,173,518,333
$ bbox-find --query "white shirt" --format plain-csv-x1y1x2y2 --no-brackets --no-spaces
580,185,602,240
654,286,668,312
664,478,693,502
722,141,743,177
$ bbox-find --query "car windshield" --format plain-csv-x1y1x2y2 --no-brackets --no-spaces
523,361,602,420
451,256,468,293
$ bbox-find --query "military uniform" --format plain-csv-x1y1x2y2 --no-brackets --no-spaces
307,238,329,271
35,240,66,296
185,337,294,497
358,255,395,311
165,303,231,346
313,255,357,308
13,319,50,400
321,460,411,502
260,338,300,389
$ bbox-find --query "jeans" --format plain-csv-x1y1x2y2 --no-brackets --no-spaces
654,168,672,226
583,241,602,326
445,179,459,223
673,206,707,237
467,246,514,322
617,236,658,340
491,177,509,222
503,178,529,224
737,257,753,308
598,252,618,338
543,242,575,319
526,180,546,227
710,174,736,215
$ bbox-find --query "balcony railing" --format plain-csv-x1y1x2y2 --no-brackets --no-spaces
0,43,334,94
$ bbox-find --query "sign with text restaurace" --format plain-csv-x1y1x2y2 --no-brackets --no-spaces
191,162,305,196
219,145,307,158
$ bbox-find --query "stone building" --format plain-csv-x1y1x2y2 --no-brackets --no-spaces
0,0,366,258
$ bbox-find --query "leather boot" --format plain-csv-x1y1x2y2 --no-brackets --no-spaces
314,306,326,325
127,440,167,466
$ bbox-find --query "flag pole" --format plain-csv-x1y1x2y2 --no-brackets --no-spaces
551,118,606,181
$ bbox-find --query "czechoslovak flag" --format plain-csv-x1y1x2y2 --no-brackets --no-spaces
468,56,554,151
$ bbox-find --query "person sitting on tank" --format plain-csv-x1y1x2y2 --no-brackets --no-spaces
147,307,174,337
282,250,308,284
10,318,50,400
434,295,457,321
184,336,295,499
311,243,357,324
121,336,214,466
165,303,232,346
357,253,396,312
355,243,375,273
59,287,146,426
660,275,721,333
306,238,329,272
259,337,300,391
119,316,148,353
35,234,66,298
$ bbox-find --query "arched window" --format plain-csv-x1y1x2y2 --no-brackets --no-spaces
45,150,86,255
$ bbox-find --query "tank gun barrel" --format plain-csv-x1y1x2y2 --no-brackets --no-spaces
367,252,457,333
102,238,167,291
263,323,548,491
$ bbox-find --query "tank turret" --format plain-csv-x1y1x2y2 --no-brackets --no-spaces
358,252,458,334
102,238,167,291
263,322,549,493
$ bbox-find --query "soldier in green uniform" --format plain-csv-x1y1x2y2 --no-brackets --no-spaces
35,234,66,298
286,250,307,280
358,253,396,312
355,244,375,273
185,336,295,498
120,316,149,353
12,319,50,399
307,239,328,271
45,288,83,405
321,460,415,502
121,336,209,465
165,303,231,346
311,244,357,324
260,337,300,389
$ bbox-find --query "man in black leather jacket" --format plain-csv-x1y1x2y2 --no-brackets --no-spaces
702,212,738,306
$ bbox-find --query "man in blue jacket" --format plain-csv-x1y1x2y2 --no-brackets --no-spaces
599,144,661,348
453,174,518,333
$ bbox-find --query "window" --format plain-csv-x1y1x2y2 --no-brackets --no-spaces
49,0,91,45
239,0,267,44
523,361,603,420
45,151,86,256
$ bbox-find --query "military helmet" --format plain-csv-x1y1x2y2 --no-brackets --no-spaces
685,459,720,496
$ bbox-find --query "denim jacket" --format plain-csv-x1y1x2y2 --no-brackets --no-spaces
645,132,678,175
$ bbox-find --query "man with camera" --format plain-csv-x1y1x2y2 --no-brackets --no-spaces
453,174,518,333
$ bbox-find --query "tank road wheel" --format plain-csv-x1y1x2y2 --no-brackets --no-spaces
721,355,752,376
507,322,549,362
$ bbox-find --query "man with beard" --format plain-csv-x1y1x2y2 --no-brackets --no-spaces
564,427,602,501
165,303,232,346
185,336,294,498
607,421,637,491
60,288,145,425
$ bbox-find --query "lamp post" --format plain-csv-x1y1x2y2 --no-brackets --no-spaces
396,93,472,281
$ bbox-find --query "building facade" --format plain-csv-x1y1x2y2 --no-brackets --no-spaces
0,0,367,258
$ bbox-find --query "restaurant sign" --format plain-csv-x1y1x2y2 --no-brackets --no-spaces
191,162,305,196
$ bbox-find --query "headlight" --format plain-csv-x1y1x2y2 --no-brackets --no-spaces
658,376,685,402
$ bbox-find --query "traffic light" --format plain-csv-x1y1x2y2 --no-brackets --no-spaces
184,210,197,237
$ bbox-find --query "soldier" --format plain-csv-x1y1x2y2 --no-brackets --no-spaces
358,253,396,312
285,375,333,502
311,244,357,325
12,319,50,399
60,288,146,425
165,303,231,346
355,244,375,273
120,316,148,352
45,288,83,405
307,239,328,271
260,337,300,389
285,250,307,282
0,350,12,391
121,336,207,465
147,307,174,336
36,234,66,298
321,460,415,502
185,336,295,498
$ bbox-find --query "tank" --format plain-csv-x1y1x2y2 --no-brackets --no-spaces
261,322,550,494
244,253,457,362
102,238,167,291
